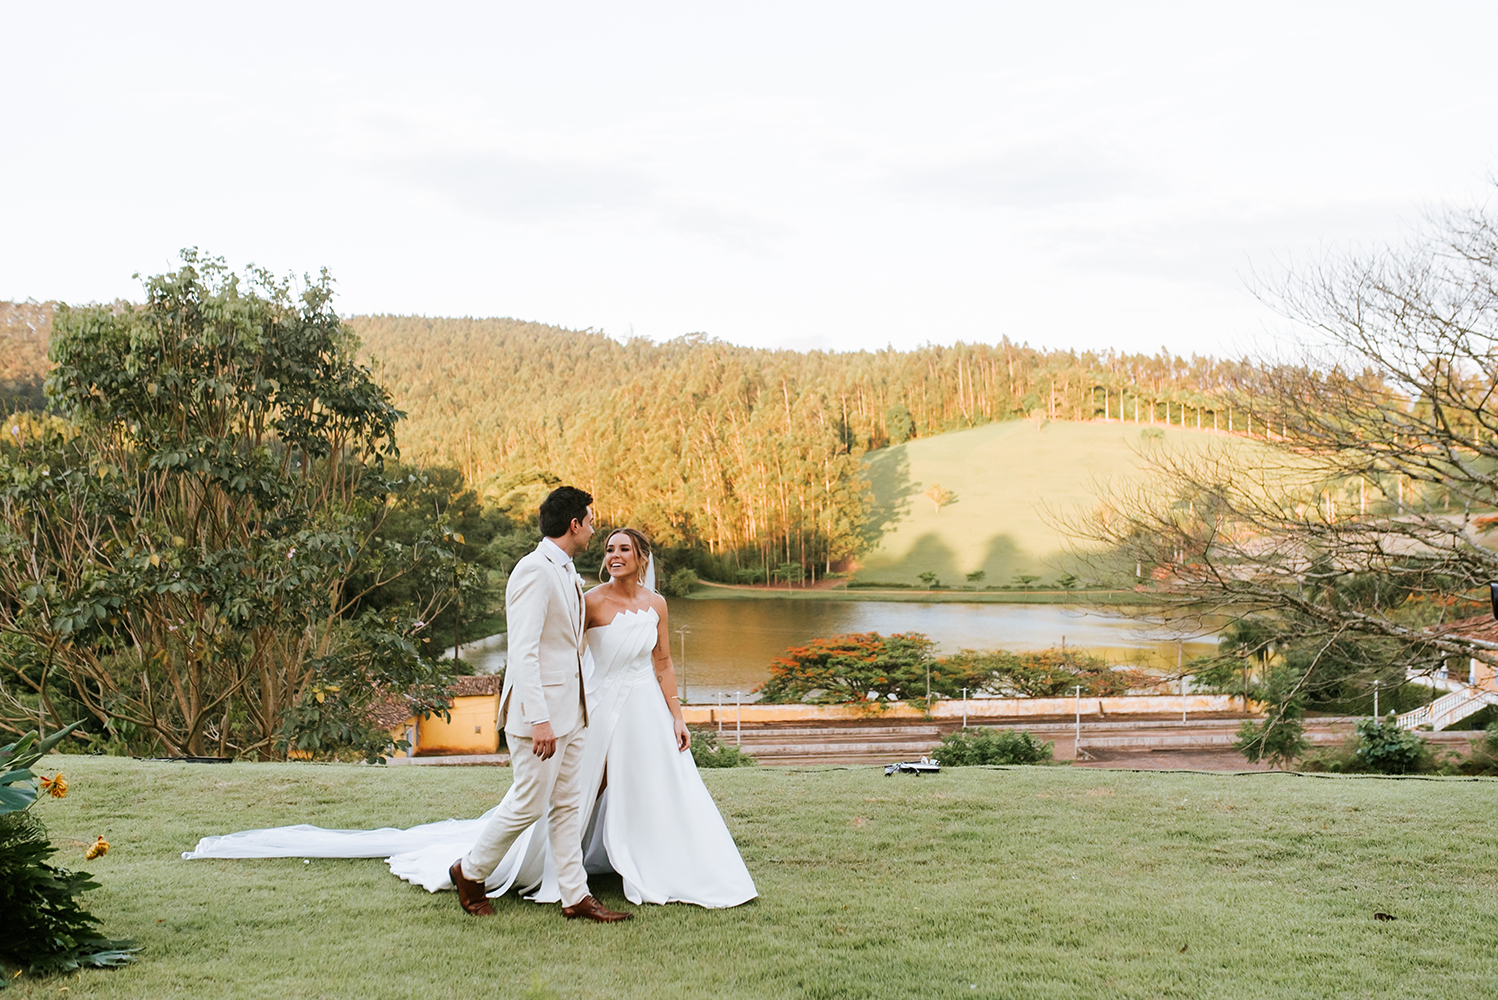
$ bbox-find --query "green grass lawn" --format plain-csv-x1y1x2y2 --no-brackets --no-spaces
858,420,1268,588
14,756,1498,999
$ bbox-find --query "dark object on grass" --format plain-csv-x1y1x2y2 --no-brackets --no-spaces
885,758,940,776
1373,912,1396,922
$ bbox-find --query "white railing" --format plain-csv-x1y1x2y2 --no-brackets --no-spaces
1397,685,1498,731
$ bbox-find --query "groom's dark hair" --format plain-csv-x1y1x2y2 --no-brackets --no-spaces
539,486,593,539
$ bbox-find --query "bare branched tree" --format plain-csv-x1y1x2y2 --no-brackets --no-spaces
1069,200,1498,707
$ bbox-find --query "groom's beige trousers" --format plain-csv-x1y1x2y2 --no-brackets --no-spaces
460,728,589,907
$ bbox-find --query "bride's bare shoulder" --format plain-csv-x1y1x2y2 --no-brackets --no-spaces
647,592,668,619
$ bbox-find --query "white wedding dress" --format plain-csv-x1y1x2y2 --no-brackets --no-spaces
184,608,757,909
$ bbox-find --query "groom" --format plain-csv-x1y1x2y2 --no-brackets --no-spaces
449,486,631,922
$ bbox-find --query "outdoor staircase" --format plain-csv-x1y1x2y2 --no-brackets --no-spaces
720,723,945,765
720,718,1261,765
1397,686,1498,731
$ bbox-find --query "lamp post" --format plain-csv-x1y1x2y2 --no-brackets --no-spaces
1373,679,1380,718
674,625,691,703
1074,685,1082,760
1179,639,1186,724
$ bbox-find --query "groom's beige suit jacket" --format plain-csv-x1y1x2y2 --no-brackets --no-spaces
499,538,588,740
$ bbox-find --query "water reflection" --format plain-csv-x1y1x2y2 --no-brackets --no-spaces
666,599,1216,699
453,599,1218,701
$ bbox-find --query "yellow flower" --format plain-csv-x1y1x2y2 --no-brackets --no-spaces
38,773,67,798
85,835,109,860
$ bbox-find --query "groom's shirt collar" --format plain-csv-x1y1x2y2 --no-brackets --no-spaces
538,537,573,571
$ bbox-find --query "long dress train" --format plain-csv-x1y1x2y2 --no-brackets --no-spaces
183,607,756,909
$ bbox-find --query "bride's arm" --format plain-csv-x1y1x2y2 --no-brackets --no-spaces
649,594,690,752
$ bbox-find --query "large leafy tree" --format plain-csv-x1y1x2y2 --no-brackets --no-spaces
0,252,451,759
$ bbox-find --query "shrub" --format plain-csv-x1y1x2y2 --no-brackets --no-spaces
1457,722,1498,775
1233,665,1310,769
688,726,757,768
1303,718,1444,775
933,728,1053,766
1234,710,1308,769
1352,716,1432,774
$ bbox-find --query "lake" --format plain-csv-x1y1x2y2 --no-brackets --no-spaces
452,599,1219,702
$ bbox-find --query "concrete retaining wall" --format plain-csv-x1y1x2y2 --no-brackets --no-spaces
680,694,1244,725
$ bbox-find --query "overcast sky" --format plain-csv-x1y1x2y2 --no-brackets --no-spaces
3,2,1496,358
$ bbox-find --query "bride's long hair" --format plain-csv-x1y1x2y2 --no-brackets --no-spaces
599,527,653,587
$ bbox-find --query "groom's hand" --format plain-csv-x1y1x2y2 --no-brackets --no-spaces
531,721,557,760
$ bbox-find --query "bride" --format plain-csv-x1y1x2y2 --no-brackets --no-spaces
184,528,757,910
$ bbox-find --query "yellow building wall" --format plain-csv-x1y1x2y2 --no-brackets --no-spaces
1472,657,1496,692
408,694,501,755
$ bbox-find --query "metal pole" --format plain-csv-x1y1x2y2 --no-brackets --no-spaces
1074,685,1082,759
1373,679,1379,718
1179,640,1186,724
735,691,742,745
675,626,691,704
962,687,968,729
717,691,723,736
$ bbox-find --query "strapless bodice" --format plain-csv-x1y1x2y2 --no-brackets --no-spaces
585,607,659,683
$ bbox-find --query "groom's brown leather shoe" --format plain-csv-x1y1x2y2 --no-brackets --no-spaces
561,895,633,923
449,860,495,916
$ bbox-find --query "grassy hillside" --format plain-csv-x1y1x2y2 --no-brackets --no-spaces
856,419,1261,588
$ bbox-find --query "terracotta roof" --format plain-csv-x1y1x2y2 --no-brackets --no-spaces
449,674,503,697
367,675,502,730
1429,614,1498,644
368,697,415,728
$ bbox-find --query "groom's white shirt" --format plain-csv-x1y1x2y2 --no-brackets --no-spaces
500,536,587,739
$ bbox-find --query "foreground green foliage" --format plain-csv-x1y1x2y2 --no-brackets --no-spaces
11,757,1498,998
932,727,1054,766
0,811,137,977
0,725,136,979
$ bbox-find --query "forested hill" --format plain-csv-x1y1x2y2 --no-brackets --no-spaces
1,300,1261,577
347,314,1259,575
0,300,52,413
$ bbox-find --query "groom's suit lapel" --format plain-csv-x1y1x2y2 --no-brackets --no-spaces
545,548,584,644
